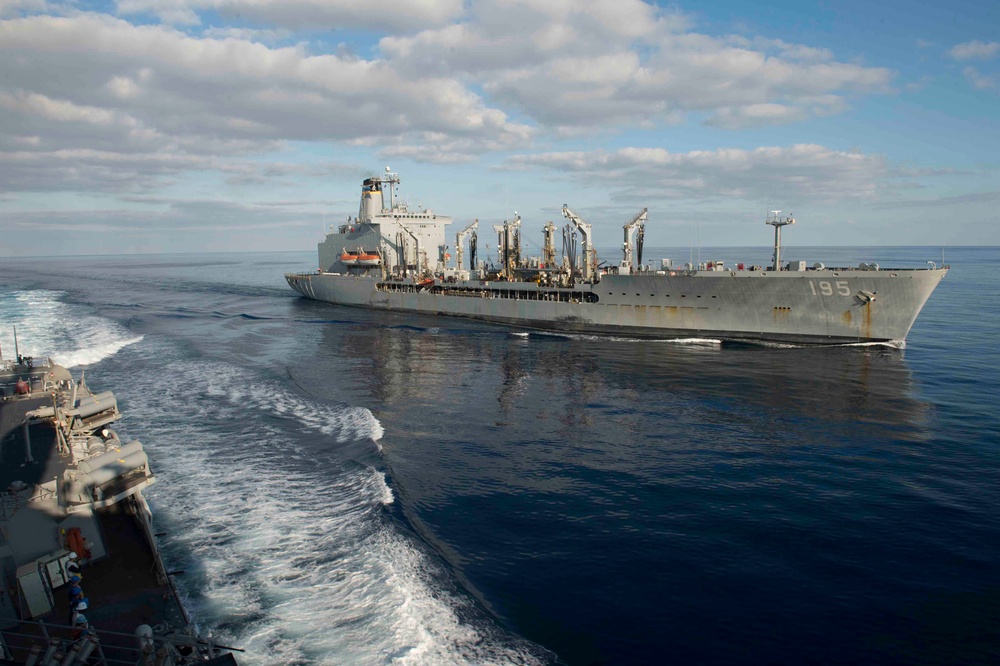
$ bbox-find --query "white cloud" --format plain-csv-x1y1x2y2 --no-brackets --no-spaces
706,104,809,129
115,0,465,31
506,144,892,203
200,26,291,42
0,15,524,145
377,128,536,164
0,0,49,17
0,199,334,255
948,40,1000,61
381,3,892,131
0,147,213,193
963,66,995,89
0,90,123,127
380,1,687,78
0,12,532,191
0,1,899,197
748,38,834,62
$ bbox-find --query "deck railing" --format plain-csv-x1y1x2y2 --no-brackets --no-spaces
0,617,241,665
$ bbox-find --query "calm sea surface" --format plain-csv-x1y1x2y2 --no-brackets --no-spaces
1,246,998,665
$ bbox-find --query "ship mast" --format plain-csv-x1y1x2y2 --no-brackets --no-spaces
382,166,400,211
766,210,795,271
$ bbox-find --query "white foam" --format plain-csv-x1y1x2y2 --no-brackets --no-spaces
372,467,395,505
840,339,906,349
51,335,145,368
535,331,722,346
749,338,906,350
661,337,723,346
122,359,543,665
0,290,143,367
198,363,384,443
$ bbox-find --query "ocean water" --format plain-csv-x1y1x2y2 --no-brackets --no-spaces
1,246,998,665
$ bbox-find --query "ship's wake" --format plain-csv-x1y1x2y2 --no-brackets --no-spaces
123,358,548,666
0,290,143,367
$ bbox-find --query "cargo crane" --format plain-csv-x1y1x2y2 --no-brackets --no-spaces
493,213,521,279
396,221,423,277
620,208,648,274
560,205,594,282
455,219,478,272
542,221,557,268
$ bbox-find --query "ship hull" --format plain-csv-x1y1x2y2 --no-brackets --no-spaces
286,268,947,345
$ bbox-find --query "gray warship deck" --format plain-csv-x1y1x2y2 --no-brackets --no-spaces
0,359,236,664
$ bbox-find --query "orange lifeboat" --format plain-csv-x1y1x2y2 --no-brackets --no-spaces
341,248,379,266
340,248,359,265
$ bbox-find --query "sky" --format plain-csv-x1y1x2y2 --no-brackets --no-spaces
0,0,997,256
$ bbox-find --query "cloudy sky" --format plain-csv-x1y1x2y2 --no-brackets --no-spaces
1,0,997,256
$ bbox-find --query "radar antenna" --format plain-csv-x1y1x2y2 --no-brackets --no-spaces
765,210,795,271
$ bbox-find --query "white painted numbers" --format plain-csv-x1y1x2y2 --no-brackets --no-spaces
808,280,850,296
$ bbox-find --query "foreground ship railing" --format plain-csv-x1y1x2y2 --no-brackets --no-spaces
1,348,241,665
0,618,241,665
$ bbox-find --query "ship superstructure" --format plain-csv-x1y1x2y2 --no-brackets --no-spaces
286,171,947,346
317,168,453,279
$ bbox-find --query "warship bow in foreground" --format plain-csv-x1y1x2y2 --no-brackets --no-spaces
0,350,238,664
286,170,947,346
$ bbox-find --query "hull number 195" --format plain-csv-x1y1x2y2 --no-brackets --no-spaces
809,280,850,296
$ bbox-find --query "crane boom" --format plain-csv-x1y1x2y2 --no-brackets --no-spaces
455,219,478,271
621,208,648,273
397,221,422,277
561,205,594,281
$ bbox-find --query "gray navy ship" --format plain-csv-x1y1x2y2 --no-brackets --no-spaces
0,339,238,664
286,169,947,345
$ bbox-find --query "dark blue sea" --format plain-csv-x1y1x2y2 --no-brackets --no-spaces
1,246,998,665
